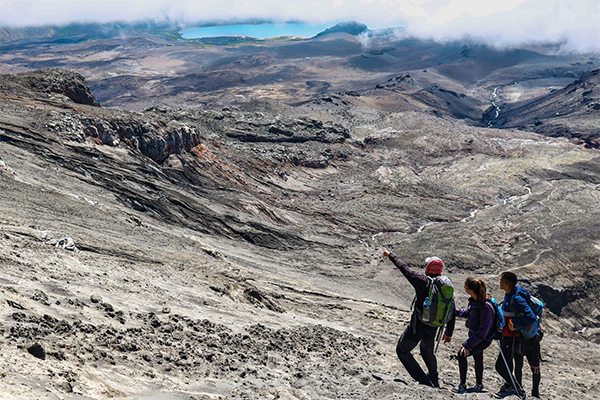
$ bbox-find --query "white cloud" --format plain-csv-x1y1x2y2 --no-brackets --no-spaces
0,0,598,51
429,0,534,23
405,0,600,51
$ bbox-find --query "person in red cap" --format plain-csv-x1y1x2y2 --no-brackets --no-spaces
383,250,455,388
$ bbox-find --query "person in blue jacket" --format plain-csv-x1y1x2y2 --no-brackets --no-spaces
495,271,537,397
453,277,494,394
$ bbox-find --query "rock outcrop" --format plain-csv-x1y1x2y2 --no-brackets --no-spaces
0,68,100,106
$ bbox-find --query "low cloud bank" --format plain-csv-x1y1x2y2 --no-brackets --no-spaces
1,0,598,52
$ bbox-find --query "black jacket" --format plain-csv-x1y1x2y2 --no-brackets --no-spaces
389,252,456,337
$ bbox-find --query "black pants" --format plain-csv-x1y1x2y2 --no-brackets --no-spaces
396,318,440,387
458,339,491,385
515,335,541,397
496,335,541,396
495,336,521,386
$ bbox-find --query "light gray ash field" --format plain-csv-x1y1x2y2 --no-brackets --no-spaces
0,23,599,399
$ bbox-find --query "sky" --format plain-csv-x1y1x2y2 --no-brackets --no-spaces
1,0,599,51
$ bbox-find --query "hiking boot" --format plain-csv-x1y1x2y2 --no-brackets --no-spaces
471,383,485,392
425,373,440,388
497,383,516,396
453,384,467,394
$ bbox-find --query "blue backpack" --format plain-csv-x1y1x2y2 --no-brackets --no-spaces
487,297,505,340
510,288,544,338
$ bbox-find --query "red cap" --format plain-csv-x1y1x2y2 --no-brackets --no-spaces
425,257,444,275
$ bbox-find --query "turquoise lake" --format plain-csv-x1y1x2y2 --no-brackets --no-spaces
180,22,335,39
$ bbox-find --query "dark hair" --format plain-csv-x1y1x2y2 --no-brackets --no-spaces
465,277,487,304
500,271,518,288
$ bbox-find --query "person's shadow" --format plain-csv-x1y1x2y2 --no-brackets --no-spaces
371,374,408,385
466,387,488,393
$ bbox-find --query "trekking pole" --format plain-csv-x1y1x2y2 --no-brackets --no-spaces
434,313,450,353
496,340,526,399
434,327,443,353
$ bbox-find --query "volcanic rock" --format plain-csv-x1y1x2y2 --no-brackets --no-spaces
27,343,46,360
0,49,599,400
0,68,99,106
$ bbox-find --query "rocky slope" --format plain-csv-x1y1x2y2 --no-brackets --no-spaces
0,69,599,399
486,69,600,148
310,73,485,120
0,68,99,106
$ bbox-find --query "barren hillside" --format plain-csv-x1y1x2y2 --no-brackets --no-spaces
0,67,599,399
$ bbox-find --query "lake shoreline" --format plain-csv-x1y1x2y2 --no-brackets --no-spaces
179,22,336,39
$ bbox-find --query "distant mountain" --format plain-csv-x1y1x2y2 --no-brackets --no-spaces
314,21,369,37
0,26,59,41
0,20,181,42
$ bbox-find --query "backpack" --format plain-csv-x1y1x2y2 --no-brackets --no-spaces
487,297,505,340
418,276,454,327
510,288,544,338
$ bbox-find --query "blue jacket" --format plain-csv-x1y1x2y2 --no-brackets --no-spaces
502,286,537,328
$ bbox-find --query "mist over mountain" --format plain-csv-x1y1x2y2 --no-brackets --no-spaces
1,0,599,52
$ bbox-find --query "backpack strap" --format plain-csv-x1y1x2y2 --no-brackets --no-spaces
509,289,536,317
426,276,434,296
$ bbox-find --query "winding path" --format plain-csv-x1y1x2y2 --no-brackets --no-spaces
488,87,501,127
